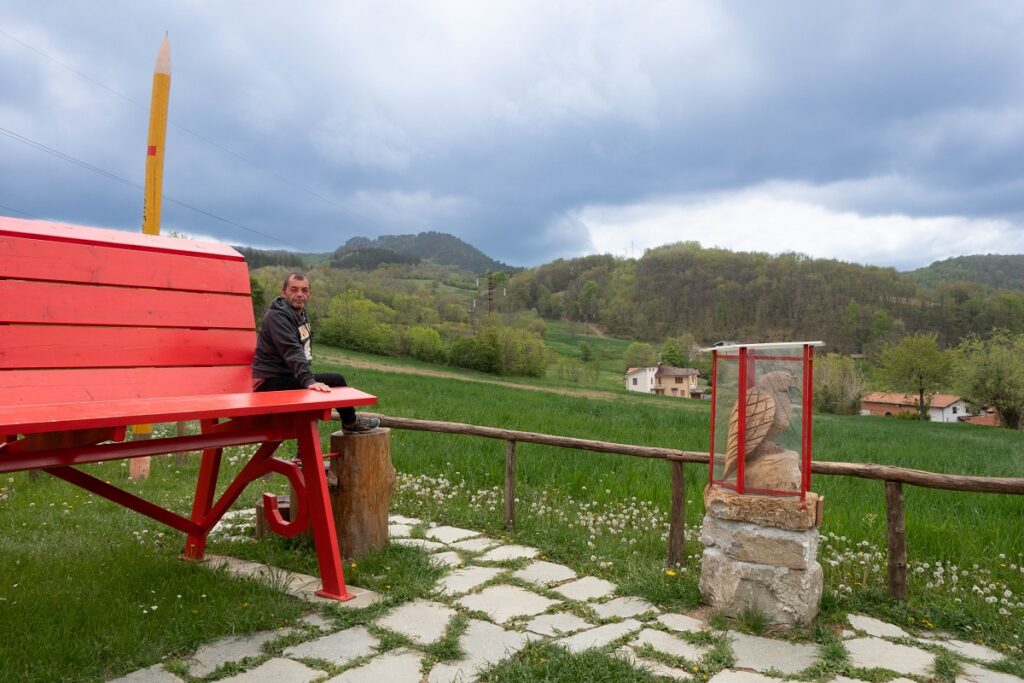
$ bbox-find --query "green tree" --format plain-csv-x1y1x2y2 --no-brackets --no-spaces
404,326,446,363
954,330,1024,429
623,341,656,370
249,276,266,325
579,341,593,362
319,290,397,355
879,333,952,421
814,353,866,415
661,340,684,367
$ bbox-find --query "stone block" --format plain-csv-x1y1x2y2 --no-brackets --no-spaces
703,486,822,531
699,547,822,626
700,515,819,570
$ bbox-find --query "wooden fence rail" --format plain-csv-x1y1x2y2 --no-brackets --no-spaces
370,414,1024,599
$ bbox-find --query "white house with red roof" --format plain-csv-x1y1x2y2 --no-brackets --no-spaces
860,392,971,423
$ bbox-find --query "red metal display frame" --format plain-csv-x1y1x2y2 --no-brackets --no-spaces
707,342,818,503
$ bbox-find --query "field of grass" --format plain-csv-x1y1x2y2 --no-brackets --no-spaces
542,320,636,390
1,350,1022,680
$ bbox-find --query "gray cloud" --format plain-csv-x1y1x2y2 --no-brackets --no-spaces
2,1,1024,267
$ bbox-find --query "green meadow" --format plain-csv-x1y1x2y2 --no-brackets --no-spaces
0,351,1021,681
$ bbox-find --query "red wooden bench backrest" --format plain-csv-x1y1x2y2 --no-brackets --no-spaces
0,217,257,406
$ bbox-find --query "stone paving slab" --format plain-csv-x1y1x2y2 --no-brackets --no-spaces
306,584,383,609
708,671,780,683
847,613,910,639
428,619,537,683
957,663,1024,683
728,631,819,675
553,576,616,601
593,596,659,619
477,544,540,562
451,537,501,553
283,626,378,665
436,566,505,596
929,638,1004,663
378,599,457,644
845,637,934,677
217,658,321,683
526,612,593,637
512,560,577,586
617,647,694,680
426,525,482,543
556,619,642,653
328,649,423,683
430,551,465,568
388,523,413,537
391,537,446,551
631,628,708,662
832,677,916,683
187,630,283,677
658,613,707,633
107,664,183,682
206,555,382,608
389,514,422,525
458,584,559,623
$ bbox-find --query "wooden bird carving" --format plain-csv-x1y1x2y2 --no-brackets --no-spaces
721,370,797,481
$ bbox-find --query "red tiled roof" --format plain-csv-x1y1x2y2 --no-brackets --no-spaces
862,392,963,409
962,412,1001,427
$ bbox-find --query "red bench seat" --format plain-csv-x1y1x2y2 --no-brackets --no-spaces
0,216,375,601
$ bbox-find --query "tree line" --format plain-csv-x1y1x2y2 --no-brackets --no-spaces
505,243,1024,355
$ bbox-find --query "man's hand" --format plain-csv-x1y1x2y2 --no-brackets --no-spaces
308,382,331,392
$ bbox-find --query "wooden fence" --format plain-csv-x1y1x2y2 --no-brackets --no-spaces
371,414,1024,600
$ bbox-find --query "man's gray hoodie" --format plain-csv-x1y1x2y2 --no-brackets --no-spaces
251,296,315,387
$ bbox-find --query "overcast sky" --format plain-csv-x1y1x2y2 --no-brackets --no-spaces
3,2,1024,270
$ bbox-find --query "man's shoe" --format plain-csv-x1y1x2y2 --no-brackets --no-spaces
342,416,380,433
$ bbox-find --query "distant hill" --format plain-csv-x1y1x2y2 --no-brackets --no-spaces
336,231,513,273
331,247,421,270
908,254,1024,291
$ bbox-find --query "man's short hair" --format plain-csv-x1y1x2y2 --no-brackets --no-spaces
282,271,309,290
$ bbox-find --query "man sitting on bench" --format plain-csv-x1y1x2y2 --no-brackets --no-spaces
252,271,380,433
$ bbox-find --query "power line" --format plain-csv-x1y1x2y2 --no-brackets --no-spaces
0,27,393,235
0,125,299,248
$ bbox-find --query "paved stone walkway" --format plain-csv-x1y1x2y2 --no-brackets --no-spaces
109,516,1023,683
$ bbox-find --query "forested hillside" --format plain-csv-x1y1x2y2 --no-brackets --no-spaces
505,242,1024,353
909,254,1024,291
243,236,1024,357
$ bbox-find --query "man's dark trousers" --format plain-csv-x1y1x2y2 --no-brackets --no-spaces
255,372,357,424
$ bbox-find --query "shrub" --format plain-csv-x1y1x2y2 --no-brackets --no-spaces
404,326,446,363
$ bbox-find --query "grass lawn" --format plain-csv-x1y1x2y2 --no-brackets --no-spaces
1,349,1022,681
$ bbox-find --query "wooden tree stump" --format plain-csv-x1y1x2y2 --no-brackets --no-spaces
328,428,395,560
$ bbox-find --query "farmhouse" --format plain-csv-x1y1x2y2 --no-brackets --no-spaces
625,364,701,397
860,391,971,423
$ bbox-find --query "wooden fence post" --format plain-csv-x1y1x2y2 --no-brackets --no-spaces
885,480,908,600
666,460,686,566
504,440,516,529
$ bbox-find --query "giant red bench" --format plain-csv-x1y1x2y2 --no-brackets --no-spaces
0,217,375,600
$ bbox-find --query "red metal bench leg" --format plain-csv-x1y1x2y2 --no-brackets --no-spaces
294,415,353,601
183,420,223,560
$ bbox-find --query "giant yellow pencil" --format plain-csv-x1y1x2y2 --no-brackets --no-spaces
133,33,171,478
142,33,171,235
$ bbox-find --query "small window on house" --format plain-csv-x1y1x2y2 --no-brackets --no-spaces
952,406,958,414
675,377,683,384
632,378,638,386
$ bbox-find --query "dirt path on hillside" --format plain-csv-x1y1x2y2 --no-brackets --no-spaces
319,351,624,402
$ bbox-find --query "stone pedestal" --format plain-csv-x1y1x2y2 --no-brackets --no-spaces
699,486,824,626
